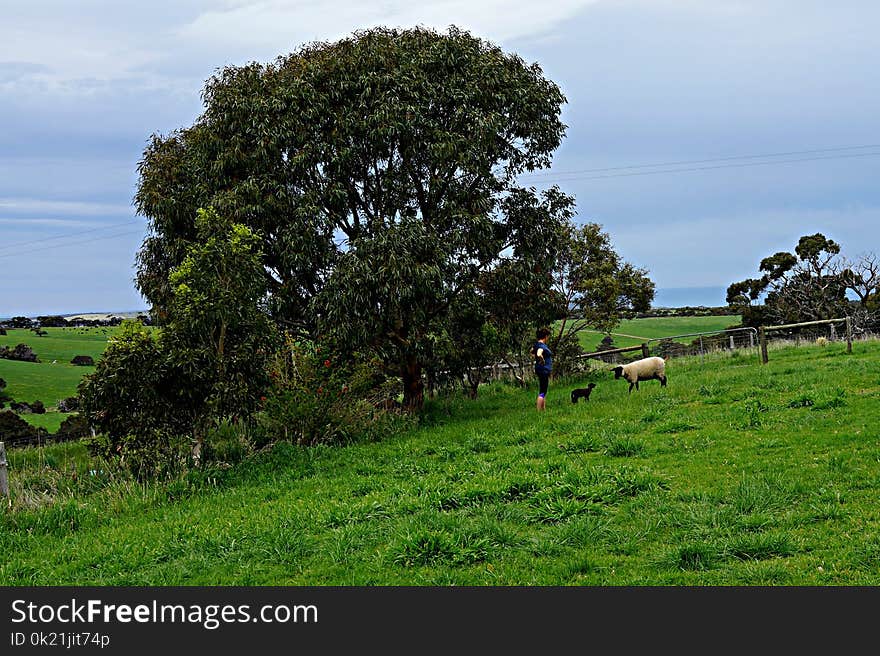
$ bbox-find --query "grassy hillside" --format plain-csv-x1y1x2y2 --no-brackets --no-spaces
0,326,116,363
0,326,120,420
0,318,737,426
2,338,878,585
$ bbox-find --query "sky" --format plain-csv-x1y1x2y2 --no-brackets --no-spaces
1,0,878,316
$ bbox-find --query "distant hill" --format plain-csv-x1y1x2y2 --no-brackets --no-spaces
61,311,148,322
0,310,149,322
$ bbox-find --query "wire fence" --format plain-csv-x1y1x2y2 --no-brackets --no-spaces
575,316,880,372
574,327,760,368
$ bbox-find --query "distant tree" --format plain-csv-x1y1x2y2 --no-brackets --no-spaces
36,315,67,327
134,26,569,409
727,233,849,326
841,251,880,307
550,221,655,367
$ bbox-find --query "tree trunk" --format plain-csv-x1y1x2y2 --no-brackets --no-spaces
402,358,424,409
465,370,480,399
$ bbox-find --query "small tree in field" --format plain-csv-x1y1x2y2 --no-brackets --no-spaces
164,208,278,461
78,320,185,479
728,233,849,326
550,222,655,371
80,209,277,475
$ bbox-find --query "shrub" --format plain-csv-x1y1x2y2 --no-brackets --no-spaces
78,321,191,480
260,338,412,446
54,414,90,442
0,410,48,446
57,396,80,413
0,377,11,406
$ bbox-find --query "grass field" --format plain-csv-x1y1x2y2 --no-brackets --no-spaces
1,318,738,426
0,326,119,416
2,337,878,585
575,315,741,351
0,326,116,362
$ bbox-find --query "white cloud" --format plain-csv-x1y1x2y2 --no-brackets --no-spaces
0,0,599,96
177,0,599,53
0,198,135,216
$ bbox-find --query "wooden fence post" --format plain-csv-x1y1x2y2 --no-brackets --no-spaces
759,326,768,364
846,317,852,353
641,343,649,358
0,442,9,508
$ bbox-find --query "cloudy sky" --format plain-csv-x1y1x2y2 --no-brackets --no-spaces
1,0,878,316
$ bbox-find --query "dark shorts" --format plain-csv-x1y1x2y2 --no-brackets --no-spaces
536,372,549,395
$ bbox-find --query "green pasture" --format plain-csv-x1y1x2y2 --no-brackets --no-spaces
17,411,76,434
2,338,879,585
0,326,119,416
0,326,117,363
0,318,738,426
0,358,90,410
576,315,741,351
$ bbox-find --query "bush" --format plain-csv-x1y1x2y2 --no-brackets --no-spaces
548,331,586,378
54,414,90,442
78,321,192,480
57,396,80,413
0,410,48,446
260,338,412,446
0,377,10,406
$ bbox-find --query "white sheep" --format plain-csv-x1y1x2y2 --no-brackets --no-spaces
612,356,667,393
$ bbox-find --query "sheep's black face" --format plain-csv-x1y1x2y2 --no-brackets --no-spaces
612,367,623,379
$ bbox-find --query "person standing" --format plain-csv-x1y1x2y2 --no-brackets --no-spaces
531,327,553,411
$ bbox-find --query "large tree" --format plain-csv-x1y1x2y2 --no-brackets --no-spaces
134,26,570,408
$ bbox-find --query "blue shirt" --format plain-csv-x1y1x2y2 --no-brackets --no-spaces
533,341,553,375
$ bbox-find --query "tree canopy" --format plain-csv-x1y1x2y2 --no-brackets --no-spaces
135,25,573,407
727,233,850,326
551,221,655,347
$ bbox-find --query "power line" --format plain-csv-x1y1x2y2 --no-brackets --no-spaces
520,150,880,183
0,228,146,260
3,143,877,258
519,143,880,179
0,219,142,254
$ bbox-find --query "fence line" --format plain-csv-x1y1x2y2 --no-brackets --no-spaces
0,441,9,507
646,327,759,362
759,317,851,363
576,343,648,361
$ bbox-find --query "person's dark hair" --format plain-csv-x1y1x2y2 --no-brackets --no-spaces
536,327,551,340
